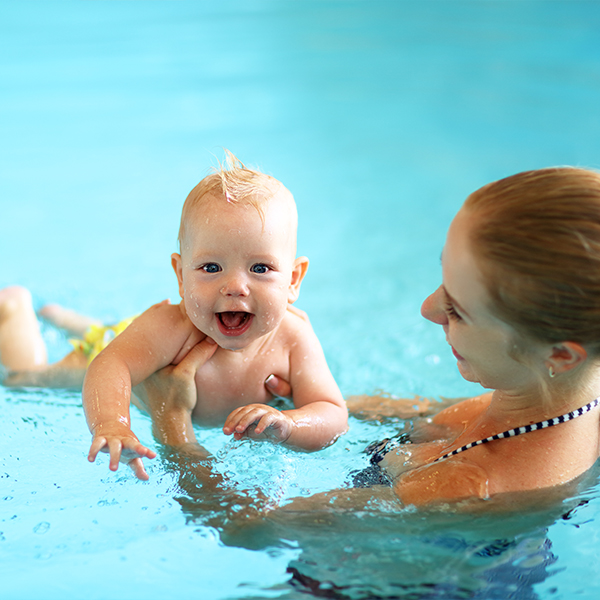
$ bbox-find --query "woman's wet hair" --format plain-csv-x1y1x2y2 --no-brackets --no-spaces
465,167,600,355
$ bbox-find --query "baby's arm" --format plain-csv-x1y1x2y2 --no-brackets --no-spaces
83,302,197,479
224,315,348,451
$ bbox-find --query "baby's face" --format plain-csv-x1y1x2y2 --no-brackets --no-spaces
173,192,303,351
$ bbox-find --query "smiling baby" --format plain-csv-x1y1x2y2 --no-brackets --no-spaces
82,151,348,478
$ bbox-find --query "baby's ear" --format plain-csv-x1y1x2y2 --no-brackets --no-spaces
171,253,185,299
288,257,309,303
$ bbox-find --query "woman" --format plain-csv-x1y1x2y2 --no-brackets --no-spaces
141,166,600,507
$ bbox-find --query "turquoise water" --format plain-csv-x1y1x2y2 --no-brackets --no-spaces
2,1,600,598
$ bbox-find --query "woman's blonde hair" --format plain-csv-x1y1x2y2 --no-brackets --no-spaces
178,150,283,245
465,167,600,355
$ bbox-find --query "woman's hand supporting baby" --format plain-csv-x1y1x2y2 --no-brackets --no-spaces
136,337,218,449
133,337,301,477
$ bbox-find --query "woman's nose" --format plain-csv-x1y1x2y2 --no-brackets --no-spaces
421,286,448,325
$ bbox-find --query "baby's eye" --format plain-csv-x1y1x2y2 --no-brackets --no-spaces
250,263,270,274
201,263,221,273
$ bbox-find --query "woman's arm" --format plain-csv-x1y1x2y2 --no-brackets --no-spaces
345,394,469,422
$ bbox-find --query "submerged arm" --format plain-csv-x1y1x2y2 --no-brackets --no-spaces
345,394,469,422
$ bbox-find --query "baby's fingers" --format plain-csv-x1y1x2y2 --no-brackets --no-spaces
120,438,157,460
106,438,125,472
88,436,114,463
224,406,267,436
254,413,292,442
253,412,279,435
223,407,252,435
128,457,150,481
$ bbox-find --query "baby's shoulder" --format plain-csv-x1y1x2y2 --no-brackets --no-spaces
277,305,318,342
134,300,197,348
143,301,208,365
144,298,185,318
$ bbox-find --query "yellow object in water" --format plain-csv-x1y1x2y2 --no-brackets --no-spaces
69,316,137,365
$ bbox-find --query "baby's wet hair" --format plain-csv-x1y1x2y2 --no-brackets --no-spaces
178,149,286,245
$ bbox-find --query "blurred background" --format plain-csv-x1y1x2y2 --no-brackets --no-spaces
2,1,600,398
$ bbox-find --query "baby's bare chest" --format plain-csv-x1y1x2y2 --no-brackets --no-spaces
191,347,291,425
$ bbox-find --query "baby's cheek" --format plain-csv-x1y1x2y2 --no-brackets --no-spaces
259,306,285,334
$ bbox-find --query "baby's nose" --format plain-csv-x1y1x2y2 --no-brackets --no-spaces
220,274,249,297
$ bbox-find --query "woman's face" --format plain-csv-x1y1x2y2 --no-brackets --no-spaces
421,208,545,393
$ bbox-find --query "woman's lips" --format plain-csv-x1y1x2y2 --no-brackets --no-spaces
216,312,254,337
451,346,464,361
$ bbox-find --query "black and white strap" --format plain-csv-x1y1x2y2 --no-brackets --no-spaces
433,396,600,463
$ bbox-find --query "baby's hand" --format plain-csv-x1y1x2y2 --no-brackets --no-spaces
88,426,157,481
223,404,294,443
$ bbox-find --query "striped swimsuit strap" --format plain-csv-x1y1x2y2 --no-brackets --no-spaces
433,396,600,464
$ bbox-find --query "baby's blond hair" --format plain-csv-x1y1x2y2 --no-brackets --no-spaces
178,150,284,245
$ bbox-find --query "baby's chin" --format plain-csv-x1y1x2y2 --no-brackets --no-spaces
213,327,276,352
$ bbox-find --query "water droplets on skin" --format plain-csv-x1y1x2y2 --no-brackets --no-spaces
398,447,414,468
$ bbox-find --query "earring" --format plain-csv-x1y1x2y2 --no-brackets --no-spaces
549,366,556,379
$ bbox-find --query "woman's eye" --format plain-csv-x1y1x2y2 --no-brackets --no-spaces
202,263,221,273
445,301,462,321
250,263,269,274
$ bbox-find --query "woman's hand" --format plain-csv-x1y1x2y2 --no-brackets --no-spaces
135,338,218,447
264,373,292,399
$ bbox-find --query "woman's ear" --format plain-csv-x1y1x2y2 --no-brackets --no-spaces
546,342,588,376
288,257,309,303
171,253,185,299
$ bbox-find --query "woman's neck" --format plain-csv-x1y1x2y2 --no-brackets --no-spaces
488,367,600,425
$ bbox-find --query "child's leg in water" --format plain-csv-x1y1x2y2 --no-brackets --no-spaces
0,286,47,371
0,286,88,388
39,303,100,337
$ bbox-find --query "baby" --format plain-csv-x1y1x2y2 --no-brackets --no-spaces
83,152,348,479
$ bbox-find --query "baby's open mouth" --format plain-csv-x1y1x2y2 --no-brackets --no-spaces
216,311,254,337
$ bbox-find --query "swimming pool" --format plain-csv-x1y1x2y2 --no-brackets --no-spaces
2,1,600,598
